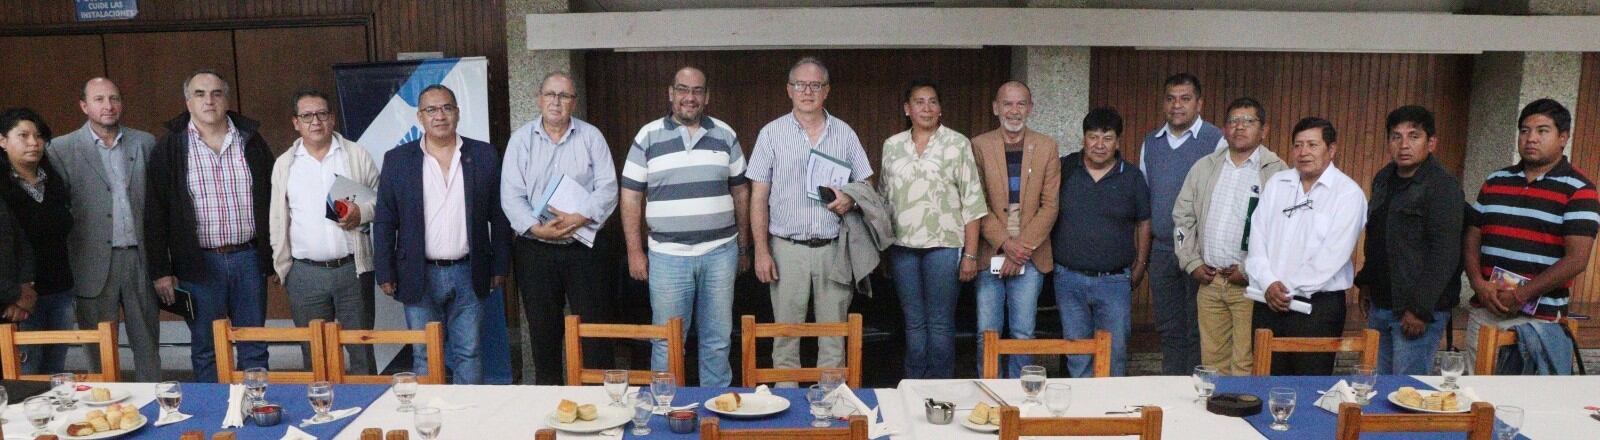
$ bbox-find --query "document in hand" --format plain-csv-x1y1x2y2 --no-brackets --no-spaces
330,175,377,205
534,174,599,247
1493,266,1539,316
1244,285,1313,315
807,149,853,202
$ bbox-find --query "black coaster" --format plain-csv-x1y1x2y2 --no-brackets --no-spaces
1207,393,1263,417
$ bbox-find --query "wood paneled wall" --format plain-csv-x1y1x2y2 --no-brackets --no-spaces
0,0,510,144
1568,52,1600,311
582,48,1013,172
1089,48,1475,324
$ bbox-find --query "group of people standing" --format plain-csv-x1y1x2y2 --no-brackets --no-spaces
0,57,1591,386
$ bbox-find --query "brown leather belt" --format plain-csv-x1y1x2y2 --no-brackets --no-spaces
294,255,354,268
203,242,254,254
778,236,834,248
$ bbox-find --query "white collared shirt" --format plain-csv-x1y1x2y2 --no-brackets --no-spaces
286,140,353,261
1202,147,1263,268
1139,117,1229,174
421,136,469,260
1245,164,1367,299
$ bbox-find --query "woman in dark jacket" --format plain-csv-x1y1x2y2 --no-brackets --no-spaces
0,107,75,374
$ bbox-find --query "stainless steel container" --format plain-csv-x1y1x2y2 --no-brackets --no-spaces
250,404,283,426
925,399,954,425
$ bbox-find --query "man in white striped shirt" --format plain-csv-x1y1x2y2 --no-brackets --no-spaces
621,67,749,387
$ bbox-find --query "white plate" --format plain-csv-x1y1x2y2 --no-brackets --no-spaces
956,409,1000,433
80,389,132,406
702,393,791,419
1386,391,1473,414
544,406,633,433
58,414,147,440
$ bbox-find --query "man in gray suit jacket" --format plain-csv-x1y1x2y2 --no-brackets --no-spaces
46,78,162,382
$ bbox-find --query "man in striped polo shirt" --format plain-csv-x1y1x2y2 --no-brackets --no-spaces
621,67,749,387
1462,98,1599,373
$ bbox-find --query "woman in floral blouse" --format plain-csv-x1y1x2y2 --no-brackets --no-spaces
880,79,989,379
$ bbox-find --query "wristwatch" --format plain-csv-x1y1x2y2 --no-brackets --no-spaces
961,253,978,261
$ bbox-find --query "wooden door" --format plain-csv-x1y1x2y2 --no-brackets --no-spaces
104,31,240,137
0,35,105,136
234,25,370,154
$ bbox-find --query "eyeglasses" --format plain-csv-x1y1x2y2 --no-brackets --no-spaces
419,104,459,117
672,85,707,96
295,110,334,124
789,81,828,93
541,91,578,103
1227,117,1261,127
1282,198,1314,218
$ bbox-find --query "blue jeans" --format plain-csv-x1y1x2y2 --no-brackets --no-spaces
404,263,483,385
19,291,75,375
889,246,961,379
974,262,1043,378
1367,307,1451,375
1054,266,1131,377
184,248,268,383
649,241,738,387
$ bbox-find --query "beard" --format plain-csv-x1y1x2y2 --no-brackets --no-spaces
1002,120,1025,133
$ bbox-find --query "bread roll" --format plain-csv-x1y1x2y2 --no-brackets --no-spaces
89,415,111,432
86,410,105,420
91,387,112,402
577,404,599,421
987,405,1001,425
67,422,96,436
967,402,991,424
120,411,141,430
556,399,579,423
712,393,742,412
1396,387,1423,407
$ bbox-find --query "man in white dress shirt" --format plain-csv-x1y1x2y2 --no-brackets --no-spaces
1245,116,1367,376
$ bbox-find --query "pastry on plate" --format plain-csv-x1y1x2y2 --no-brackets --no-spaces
556,399,579,423
1395,387,1423,407
66,422,96,436
577,403,599,421
91,387,112,402
712,392,742,412
967,402,992,425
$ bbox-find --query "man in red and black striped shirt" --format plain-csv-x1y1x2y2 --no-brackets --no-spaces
1462,98,1599,372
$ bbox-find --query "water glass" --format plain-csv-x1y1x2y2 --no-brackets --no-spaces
1044,383,1073,416
1439,351,1465,390
1350,367,1376,405
156,381,183,421
1268,387,1296,431
1495,405,1524,440
819,368,846,393
629,391,656,436
308,381,335,423
393,372,419,412
603,370,629,407
1193,366,1219,402
243,367,269,406
650,371,676,412
24,395,53,437
50,372,77,410
1019,365,1047,403
807,384,838,427
414,406,443,440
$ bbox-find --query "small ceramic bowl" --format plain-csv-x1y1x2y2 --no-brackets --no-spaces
668,409,698,433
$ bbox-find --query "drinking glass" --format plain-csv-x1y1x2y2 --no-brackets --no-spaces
50,372,77,411
243,367,269,407
1268,387,1296,431
414,406,443,440
156,381,183,422
1350,367,1376,405
1193,366,1219,402
1495,405,1524,440
1439,351,1465,390
1044,384,1073,416
308,381,335,423
629,391,655,436
1019,365,1047,404
650,371,676,413
393,372,419,412
807,384,838,428
24,396,53,437
819,368,846,393
603,370,629,407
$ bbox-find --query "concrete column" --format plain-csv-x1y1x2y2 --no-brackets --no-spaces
507,0,579,130
1020,0,1092,156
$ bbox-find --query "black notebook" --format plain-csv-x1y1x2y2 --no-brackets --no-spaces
160,287,196,321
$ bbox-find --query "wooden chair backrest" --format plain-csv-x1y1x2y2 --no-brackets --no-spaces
1252,328,1379,376
1474,318,1581,375
982,330,1111,379
213,318,326,383
1335,401,1494,440
740,314,862,388
700,415,867,439
0,321,120,382
324,321,444,384
564,315,685,385
998,404,1162,439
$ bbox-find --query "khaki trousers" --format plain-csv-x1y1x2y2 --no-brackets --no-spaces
1197,275,1254,375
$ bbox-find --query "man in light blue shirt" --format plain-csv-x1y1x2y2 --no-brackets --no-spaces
500,72,619,385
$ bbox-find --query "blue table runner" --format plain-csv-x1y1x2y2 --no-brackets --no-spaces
1215,375,1528,440
133,383,390,439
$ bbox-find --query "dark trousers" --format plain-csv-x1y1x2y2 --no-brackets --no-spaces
1252,290,1348,375
1149,248,1201,375
514,238,613,385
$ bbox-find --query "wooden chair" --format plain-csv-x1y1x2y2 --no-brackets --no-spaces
213,318,326,383
0,321,120,381
1335,401,1494,440
564,315,685,386
700,415,867,439
982,330,1112,379
998,404,1162,440
323,322,444,384
534,428,556,440
1252,328,1379,376
741,314,863,388
1474,318,1581,375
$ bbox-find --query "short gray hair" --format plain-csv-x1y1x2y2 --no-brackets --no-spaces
787,57,829,84
182,69,230,99
540,71,574,91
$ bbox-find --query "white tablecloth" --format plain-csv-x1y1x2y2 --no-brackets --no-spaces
333,384,633,439
1412,375,1600,440
1,382,156,439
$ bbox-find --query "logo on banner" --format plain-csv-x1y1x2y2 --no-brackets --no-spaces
333,57,491,169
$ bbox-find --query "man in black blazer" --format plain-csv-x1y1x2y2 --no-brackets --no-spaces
373,84,511,384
